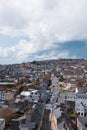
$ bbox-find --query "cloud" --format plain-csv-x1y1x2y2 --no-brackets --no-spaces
0,0,87,40
0,39,77,64
34,51,70,60
0,0,87,63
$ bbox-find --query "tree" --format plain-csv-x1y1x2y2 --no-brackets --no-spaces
47,79,52,87
58,75,64,82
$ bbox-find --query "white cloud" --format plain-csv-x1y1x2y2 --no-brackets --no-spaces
0,39,76,64
0,0,87,40
34,50,77,61
0,40,56,62
0,0,86,63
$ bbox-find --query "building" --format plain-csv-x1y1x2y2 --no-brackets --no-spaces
77,117,87,130
76,86,87,93
75,94,87,117
5,91,14,100
20,90,39,102
0,119,5,130
0,90,15,101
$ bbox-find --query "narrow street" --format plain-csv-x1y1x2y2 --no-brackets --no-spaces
45,75,59,130
40,109,51,130
45,109,51,130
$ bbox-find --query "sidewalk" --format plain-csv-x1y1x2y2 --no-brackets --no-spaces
49,113,58,130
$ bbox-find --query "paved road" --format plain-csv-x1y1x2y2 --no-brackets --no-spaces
51,76,59,94
45,109,51,130
44,75,59,130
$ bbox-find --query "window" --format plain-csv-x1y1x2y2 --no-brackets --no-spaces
81,113,83,116
78,112,80,115
85,113,86,117
63,123,65,128
85,124,87,127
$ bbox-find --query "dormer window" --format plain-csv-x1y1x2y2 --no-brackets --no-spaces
63,123,65,128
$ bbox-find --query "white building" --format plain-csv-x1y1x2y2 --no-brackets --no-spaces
75,86,87,93
58,120,69,130
77,117,87,130
58,92,77,104
20,90,39,102
75,94,87,117
53,106,61,119
20,122,36,130
0,119,5,130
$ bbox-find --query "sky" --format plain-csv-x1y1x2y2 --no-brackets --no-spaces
0,0,87,64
